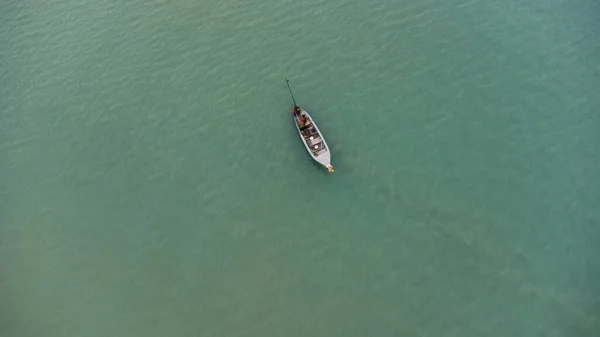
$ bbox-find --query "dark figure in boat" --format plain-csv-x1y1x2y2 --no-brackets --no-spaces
295,109,310,129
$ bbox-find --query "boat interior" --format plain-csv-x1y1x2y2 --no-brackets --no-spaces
296,113,327,155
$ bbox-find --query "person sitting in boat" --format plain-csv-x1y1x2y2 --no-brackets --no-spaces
297,114,309,128
294,106,302,115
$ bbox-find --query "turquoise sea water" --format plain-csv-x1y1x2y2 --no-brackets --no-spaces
1,0,599,336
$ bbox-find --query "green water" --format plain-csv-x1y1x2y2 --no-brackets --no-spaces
1,0,599,336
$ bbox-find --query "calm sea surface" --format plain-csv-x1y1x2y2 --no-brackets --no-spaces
1,0,599,336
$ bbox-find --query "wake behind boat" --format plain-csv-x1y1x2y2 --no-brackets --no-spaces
286,79,334,173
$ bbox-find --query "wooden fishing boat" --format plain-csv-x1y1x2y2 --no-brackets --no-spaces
286,79,334,172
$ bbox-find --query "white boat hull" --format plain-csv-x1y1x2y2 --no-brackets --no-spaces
292,107,334,172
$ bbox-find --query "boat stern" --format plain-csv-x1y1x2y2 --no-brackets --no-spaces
326,164,334,173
